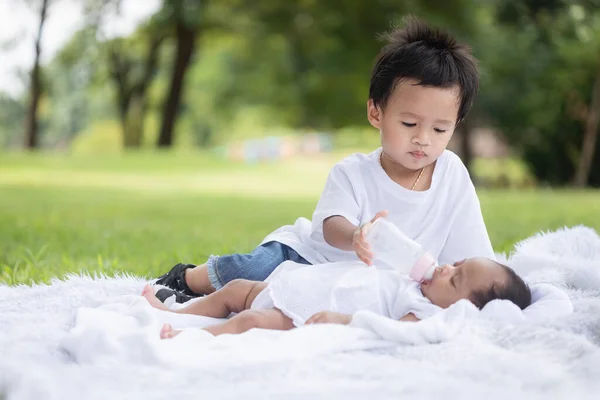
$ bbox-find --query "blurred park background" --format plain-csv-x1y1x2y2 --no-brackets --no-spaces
1,0,600,285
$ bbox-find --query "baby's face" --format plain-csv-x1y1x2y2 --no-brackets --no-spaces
420,258,507,309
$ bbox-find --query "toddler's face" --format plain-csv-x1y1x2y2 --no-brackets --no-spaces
420,258,507,308
367,78,459,171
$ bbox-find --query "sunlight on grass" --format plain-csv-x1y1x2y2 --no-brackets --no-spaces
1,152,599,286
0,152,336,198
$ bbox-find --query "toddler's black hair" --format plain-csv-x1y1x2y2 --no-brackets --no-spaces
369,16,479,124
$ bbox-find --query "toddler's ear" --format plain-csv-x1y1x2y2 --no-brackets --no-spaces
367,99,382,129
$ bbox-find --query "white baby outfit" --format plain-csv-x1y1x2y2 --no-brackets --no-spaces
251,260,441,326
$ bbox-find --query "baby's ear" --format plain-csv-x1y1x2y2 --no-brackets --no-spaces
367,99,382,129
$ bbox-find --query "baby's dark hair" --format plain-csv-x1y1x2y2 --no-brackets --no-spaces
369,16,479,124
470,263,532,310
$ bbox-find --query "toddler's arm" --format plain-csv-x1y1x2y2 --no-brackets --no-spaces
322,215,356,251
323,210,387,265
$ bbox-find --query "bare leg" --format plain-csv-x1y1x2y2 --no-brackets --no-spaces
204,308,294,336
184,264,215,294
142,279,266,318
160,324,181,339
159,309,294,339
142,285,170,311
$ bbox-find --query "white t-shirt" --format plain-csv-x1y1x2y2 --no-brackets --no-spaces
261,148,495,266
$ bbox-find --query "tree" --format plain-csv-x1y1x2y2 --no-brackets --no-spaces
0,95,26,148
156,0,203,147
458,115,475,173
43,26,101,147
574,68,600,186
106,28,165,147
200,0,477,128
24,0,49,149
482,0,600,187
573,29,600,187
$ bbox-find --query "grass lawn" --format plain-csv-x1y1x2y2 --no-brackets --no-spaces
1,151,599,286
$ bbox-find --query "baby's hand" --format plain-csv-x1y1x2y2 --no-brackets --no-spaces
305,311,352,325
352,210,388,266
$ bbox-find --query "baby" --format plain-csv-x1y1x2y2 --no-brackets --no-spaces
143,257,532,339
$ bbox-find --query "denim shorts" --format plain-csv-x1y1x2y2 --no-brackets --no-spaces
206,241,311,290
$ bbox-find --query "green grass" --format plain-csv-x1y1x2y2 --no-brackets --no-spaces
1,151,599,286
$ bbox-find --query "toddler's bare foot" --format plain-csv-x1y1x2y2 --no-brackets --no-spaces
141,284,169,311
160,323,182,340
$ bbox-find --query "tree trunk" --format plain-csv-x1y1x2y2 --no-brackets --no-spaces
108,34,163,149
157,21,196,148
288,31,312,128
24,0,48,150
573,68,600,188
460,115,474,174
123,95,144,147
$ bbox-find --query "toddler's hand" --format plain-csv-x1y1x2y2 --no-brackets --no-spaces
352,210,388,266
305,311,352,325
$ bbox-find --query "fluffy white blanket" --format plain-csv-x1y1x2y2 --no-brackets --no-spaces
1,226,599,399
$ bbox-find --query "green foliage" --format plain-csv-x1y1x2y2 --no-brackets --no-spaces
1,0,600,187
472,158,536,188
201,0,478,129
333,126,381,151
478,0,600,186
70,120,122,154
0,95,25,148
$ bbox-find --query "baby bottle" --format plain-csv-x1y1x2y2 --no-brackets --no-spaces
365,218,437,282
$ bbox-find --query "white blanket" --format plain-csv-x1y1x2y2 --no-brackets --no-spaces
1,226,600,399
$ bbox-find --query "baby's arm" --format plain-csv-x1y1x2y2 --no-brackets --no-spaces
398,313,420,322
305,311,420,326
305,311,353,325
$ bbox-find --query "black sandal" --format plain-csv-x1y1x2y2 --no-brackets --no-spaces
154,287,199,304
154,263,200,296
